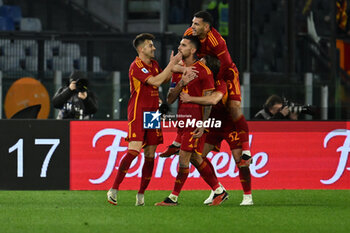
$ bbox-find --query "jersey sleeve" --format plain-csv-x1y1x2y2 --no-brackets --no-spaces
152,59,163,73
208,30,233,78
215,79,227,95
183,27,193,36
214,40,232,72
201,71,215,93
170,73,182,88
129,63,153,84
197,62,215,93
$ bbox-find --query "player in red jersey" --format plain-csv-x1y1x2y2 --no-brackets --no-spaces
184,11,251,166
107,33,182,206
180,55,253,206
155,35,229,206
160,10,251,169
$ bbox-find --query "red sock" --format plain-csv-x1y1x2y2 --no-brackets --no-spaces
171,167,189,196
234,115,250,151
138,157,154,194
112,150,139,189
237,165,252,194
198,160,220,190
203,157,217,179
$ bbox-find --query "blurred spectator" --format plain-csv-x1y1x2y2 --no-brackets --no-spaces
254,95,298,120
52,71,98,119
206,0,228,39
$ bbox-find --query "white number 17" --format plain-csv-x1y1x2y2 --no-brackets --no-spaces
8,139,60,177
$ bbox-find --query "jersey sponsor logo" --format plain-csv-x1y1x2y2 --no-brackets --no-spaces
143,110,161,129
141,68,149,74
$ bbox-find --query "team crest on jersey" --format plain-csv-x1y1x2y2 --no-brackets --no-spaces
141,68,149,74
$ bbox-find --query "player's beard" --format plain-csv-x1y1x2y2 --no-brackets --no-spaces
181,53,189,60
192,27,203,36
193,27,206,39
192,29,198,36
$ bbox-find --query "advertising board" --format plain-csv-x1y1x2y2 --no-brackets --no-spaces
70,121,350,190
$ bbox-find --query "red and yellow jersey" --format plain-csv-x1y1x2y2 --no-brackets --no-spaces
174,60,215,123
210,78,229,121
184,27,239,81
127,56,162,123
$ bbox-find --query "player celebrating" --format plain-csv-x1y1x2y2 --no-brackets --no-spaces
187,11,251,165
155,35,228,206
180,55,253,206
160,11,253,205
161,11,251,166
107,33,181,206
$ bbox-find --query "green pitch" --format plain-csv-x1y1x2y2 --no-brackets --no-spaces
1,190,349,233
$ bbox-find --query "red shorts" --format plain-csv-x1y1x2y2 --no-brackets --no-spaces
205,120,241,151
178,128,206,154
225,67,241,102
126,119,163,146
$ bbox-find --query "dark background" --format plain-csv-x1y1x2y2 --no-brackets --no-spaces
0,120,70,189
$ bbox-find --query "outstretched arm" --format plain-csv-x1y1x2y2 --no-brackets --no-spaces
146,51,182,87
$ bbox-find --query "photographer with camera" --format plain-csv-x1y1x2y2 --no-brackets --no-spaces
254,95,298,120
52,71,98,119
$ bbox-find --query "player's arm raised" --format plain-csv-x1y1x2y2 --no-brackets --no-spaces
146,51,182,87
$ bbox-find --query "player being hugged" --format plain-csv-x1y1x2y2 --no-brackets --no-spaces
155,35,229,206
160,11,253,205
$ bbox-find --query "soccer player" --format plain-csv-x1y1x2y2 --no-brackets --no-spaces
180,55,253,206
161,11,252,166
155,35,228,206
107,33,182,206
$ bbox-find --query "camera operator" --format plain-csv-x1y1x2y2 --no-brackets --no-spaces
52,71,98,119
254,95,298,120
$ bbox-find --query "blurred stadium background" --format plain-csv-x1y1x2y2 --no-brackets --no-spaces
0,0,349,120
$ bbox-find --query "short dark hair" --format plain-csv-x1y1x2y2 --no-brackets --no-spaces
183,35,201,52
264,95,283,110
133,33,155,50
203,55,220,79
194,11,214,27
